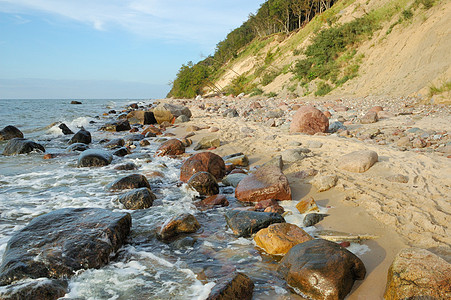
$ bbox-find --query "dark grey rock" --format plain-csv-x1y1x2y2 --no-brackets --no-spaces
109,174,150,191
58,123,73,135
66,143,89,152
2,138,45,156
0,278,67,300
206,272,254,300
225,210,285,237
77,149,113,167
117,187,156,209
303,213,328,227
69,129,91,145
0,125,24,141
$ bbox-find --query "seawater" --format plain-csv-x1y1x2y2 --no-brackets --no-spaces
0,99,290,299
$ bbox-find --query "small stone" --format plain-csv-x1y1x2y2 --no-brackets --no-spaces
303,213,328,227
396,136,412,148
222,173,247,187
199,194,229,209
155,139,185,156
290,106,329,134
360,111,378,124
69,128,91,145
311,174,338,192
306,140,323,148
296,197,320,214
157,213,200,241
194,136,221,150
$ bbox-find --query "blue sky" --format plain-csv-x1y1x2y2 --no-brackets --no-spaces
0,0,263,99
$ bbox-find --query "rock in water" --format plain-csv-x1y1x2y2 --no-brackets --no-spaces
2,138,45,156
58,123,73,135
206,272,254,300
77,149,113,167
117,187,156,209
225,210,285,237
254,223,312,255
0,125,24,141
100,120,131,132
66,143,89,152
0,208,131,285
0,278,68,300
155,139,185,156
278,239,366,300
235,164,292,203
180,152,225,182
338,150,378,173
157,213,200,241
187,172,219,196
69,128,91,145
109,174,151,191
384,248,451,300
290,106,329,135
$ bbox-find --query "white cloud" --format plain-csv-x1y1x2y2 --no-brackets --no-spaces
0,0,262,44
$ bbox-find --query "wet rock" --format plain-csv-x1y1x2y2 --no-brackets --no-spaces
360,111,378,124
172,237,196,249
58,123,73,135
290,106,329,135
2,138,45,156
206,272,254,300
126,110,157,125
254,223,313,255
235,164,292,203
77,149,113,167
0,278,68,300
114,162,138,171
117,187,156,209
155,139,185,156
254,199,279,211
180,152,226,183
303,213,328,227
222,173,247,188
187,172,219,196
223,153,249,167
198,194,229,209
153,103,192,124
278,239,366,300
142,125,162,136
69,128,91,145
194,136,220,151
157,213,200,241
70,100,82,104
264,205,284,214
113,147,130,157
386,174,409,183
104,138,125,148
109,174,150,191
0,126,24,141
0,208,131,285
338,150,378,173
296,197,320,214
384,248,451,300
225,210,285,237
66,143,89,152
124,134,144,141
100,120,131,132
311,175,338,192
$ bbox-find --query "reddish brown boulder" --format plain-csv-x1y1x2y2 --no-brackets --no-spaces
198,194,229,209
155,139,185,157
323,111,332,119
157,213,200,241
235,165,291,203
180,152,225,182
142,125,162,136
290,106,329,135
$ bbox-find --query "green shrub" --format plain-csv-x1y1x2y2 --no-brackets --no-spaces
249,87,264,96
261,70,280,86
414,0,435,9
265,92,278,98
428,80,451,97
315,81,333,96
402,9,414,19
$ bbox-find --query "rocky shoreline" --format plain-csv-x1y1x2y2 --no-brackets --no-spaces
0,95,450,299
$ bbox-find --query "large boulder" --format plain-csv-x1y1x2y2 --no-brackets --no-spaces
152,103,192,124
2,138,45,156
206,272,254,300
278,239,366,300
180,152,225,183
384,248,451,300
235,164,292,203
187,172,219,196
117,187,156,210
109,174,151,191
69,128,91,145
157,213,200,241
0,125,24,141
100,120,131,132
126,110,157,125
254,223,313,255
225,210,285,237
77,149,113,167
0,208,131,285
290,106,329,135
337,150,378,173
155,139,185,157
0,278,67,300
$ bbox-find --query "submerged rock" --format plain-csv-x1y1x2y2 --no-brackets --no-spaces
0,278,68,300
225,210,285,237
77,149,113,167
0,208,131,285
2,138,45,156
278,239,366,300
206,272,254,300
180,152,225,183
69,128,91,145
0,125,24,141
117,187,156,210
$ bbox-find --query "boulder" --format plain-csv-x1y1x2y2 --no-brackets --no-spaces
70,100,82,104
2,138,45,156
278,239,366,300
69,128,91,145
225,210,285,237
0,125,24,141
235,164,292,203
109,174,150,191
360,111,378,124
58,123,73,135
222,173,247,188
100,120,131,132
66,143,89,152
337,150,378,173
157,213,200,241
187,172,219,196
0,278,67,300
311,175,338,192
254,223,313,255
290,106,329,135
117,187,156,209
77,149,113,167
104,138,125,148
206,272,254,300
180,152,226,183
384,248,451,300
0,208,131,285
194,136,220,150
152,103,192,124
126,110,157,125
155,139,185,156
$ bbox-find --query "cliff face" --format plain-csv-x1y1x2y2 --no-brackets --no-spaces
209,0,450,103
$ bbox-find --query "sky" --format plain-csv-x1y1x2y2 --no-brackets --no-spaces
0,0,263,99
